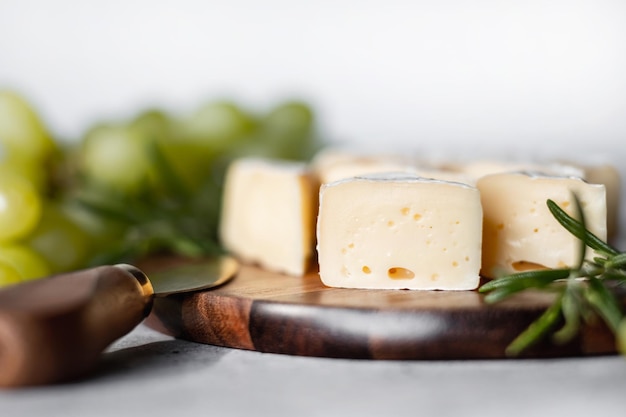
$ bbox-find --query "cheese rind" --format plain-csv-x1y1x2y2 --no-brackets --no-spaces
316,174,482,290
312,149,417,184
219,157,317,276
477,171,607,278
318,159,418,184
311,148,474,186
457,160,585,182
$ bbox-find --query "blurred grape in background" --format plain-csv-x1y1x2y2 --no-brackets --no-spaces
0,89,324,286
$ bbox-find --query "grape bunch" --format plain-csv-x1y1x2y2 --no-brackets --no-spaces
0,90,322,287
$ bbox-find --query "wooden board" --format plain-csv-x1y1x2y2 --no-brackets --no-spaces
144,263,621,360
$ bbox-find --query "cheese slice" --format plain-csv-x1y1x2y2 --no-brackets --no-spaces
219,157,317,276
477,171,607,278
316,173,482,290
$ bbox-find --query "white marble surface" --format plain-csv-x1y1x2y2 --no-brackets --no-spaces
2,324,625,417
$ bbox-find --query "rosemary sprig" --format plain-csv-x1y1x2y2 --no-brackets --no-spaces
479,196,626,356
75,140,225,265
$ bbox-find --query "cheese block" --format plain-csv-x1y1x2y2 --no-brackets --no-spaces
318,159,418,184
569,162,621,243
311,148,474,185
311,147,411,172
462,160,585,181
219,157,317,276
316,174,482,290
311,147,418,183
413,168,476,186
455,158,619,242
477,172,607,278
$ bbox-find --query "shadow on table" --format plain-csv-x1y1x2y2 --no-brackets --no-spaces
90,339,230,382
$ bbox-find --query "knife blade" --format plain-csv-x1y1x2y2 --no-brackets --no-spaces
0,256,238,388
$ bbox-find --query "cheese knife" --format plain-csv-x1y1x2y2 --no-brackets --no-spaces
0,256,238,388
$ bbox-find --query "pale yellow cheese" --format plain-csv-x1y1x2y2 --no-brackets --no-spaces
318,159,418,184
454,158,620,241
453,159,585,182
569,163,621,242
316,174,482,290
477,171,607,278
219,157,317,276
412,168,476,186
312,152,416,185
311,148,474,185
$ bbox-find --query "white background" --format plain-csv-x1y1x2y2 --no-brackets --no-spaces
1,0,625,161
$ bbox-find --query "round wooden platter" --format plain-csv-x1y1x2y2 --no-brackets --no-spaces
143,261,620,360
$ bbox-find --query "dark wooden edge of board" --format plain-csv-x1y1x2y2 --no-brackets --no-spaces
142,261,621,360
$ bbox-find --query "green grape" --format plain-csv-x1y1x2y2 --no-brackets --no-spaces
265,101,313,134
23,202,91,273
130,109,172,143
180,101,256,154
261,101,316,160
0,243,51,280
155,139,216,191
121,102,257,197
0,90,57,163
128,110,212,192
0,152,47,192
80,124,157,195
0,259,22,287
0,171,43,242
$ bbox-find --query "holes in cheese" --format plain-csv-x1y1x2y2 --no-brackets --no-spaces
512,261,549,272
316,173,482,290
387,267,415,280
477,171,607,278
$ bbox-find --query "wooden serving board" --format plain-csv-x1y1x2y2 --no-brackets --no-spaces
144,262,621,360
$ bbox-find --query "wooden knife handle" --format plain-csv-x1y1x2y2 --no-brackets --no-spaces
0,265,153,388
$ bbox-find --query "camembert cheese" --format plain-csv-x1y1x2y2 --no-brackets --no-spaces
477,171,607,278
219,157,317,276
316,173,482,290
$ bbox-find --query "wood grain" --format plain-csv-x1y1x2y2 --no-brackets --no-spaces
144,263,621,360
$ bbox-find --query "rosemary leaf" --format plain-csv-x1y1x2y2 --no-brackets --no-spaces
506,296,564,356
145,140,190,199
571,193,587,270
618,319,626,354
76,196,139,224
552,282,582,344
606,253,626,269
479,268,570,294
600,269,626,283
483,286,525,304
547,199,618,257
585,276,623,332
